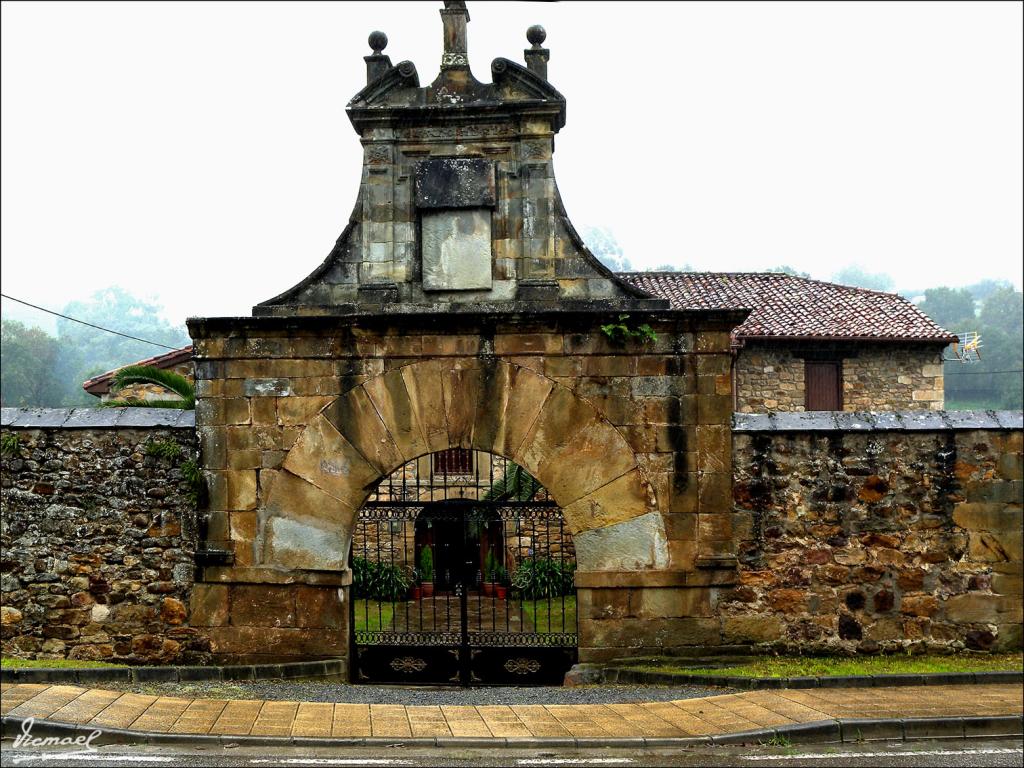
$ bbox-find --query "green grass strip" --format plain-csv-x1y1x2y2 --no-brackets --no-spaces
623,652,1024,678
1,657,128,669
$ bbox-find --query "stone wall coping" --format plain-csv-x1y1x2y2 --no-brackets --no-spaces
733,409,1023,432
0,407,195,429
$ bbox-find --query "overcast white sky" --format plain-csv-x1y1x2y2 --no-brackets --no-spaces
2,1,1021,329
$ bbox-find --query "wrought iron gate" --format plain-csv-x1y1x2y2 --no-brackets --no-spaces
350,453,577,686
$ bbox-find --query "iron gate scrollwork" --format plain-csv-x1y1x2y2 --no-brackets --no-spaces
350,452,577,686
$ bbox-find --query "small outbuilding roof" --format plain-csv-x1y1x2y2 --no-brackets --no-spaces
619,272,957,344
82,345,194,396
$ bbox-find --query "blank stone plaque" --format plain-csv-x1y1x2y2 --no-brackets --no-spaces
421,209,492,291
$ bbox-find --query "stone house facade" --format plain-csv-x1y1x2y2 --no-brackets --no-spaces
624,273,955,413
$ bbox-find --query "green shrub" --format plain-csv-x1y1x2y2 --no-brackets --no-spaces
512,558,575,598
418,545,435,583
352,556,411,601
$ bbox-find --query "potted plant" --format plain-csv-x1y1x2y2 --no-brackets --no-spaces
410,568,422,600
482,550,498,597
495,565,509,600
419,546,435,598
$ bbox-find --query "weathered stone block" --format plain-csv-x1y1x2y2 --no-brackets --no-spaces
276,396,335,426
281,414,378,505
189,585,229,627
295,586,345,629
722,614,785,643
574,513,670,571
401,359,448,453
324,387,404,475
563,468,656,535
206,470,257,512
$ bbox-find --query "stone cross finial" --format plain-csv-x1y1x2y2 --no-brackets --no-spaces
440,1,470,69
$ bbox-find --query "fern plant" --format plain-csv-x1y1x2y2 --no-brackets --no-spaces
146,440,183,461
102,364,195,409
1,433,20,456
600,314,657,346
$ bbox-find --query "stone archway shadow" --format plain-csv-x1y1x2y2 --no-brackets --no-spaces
258,359,669,576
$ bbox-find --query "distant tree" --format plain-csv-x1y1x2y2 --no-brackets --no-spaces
940,285,1022,410
916,287,976,331
580,225,633,272
651,263,694,273
832,265,895,292
55,286,189,406
978,285,1023,337
965,279,1014,302
765,265,811,278
0,320,65,406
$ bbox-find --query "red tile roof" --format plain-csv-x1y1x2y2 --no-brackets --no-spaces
82,345,194,396
618,272,957,343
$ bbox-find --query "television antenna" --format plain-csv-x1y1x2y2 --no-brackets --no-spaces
944,331,983,363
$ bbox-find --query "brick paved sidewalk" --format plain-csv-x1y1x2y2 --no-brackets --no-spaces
2,683,1021,740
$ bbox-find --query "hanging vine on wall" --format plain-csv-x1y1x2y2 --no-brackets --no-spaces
600,314,657,345
145,437,205,507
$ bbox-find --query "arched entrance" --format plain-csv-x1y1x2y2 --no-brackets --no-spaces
350,451,576,686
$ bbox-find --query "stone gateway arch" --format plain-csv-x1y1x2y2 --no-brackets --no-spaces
262,360,668,574
186,2,744,675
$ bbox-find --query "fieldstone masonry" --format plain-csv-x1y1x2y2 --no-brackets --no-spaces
2,409,1020,663
736,343,945,413
0,409,206,664
729,410,1023,653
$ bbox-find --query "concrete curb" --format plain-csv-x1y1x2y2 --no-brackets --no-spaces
2,714,1021,749
600,667,1024,689
0,658,346,685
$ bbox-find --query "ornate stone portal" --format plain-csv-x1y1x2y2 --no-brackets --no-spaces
187,2,746,669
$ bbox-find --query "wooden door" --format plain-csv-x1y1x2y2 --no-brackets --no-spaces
805,361,842,410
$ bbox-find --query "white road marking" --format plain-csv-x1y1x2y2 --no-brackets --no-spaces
13,755,174,765
740,747,1024,761
516,760,634,766
249,760,412,766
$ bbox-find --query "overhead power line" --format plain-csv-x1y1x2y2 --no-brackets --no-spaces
0,293,179,351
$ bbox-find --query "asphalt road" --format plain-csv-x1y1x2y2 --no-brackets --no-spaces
2,739,1022,767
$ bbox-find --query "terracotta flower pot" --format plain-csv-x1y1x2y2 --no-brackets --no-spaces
421,582,435,598
496,585,508,600
411,585,422,600
482,582,496,597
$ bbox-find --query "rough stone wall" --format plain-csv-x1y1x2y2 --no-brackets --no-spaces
736,343,945,413
843,346,944,412
0,419,205,664
728,416,1023,653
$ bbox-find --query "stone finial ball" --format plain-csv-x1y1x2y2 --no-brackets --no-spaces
526,24,546,47
368,30,388,54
